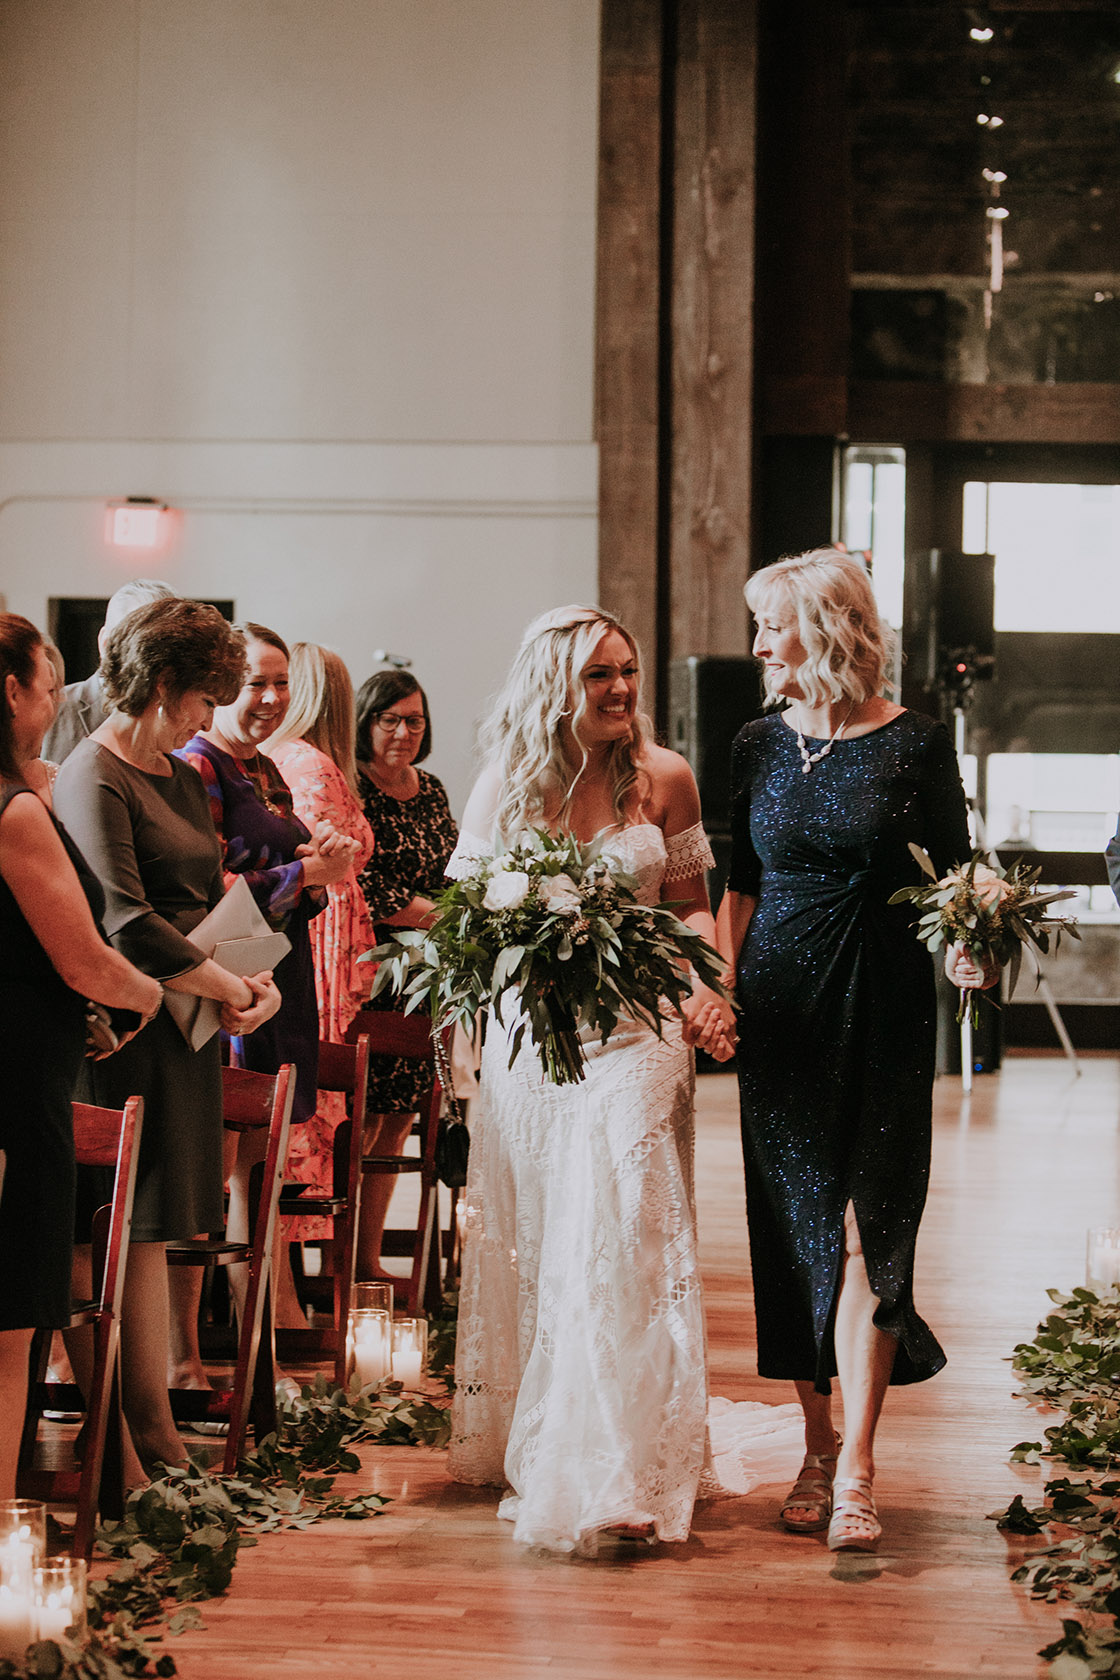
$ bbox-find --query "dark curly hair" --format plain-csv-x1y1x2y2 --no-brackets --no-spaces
101,599,245,716
355,669,432,765
0,614,44,778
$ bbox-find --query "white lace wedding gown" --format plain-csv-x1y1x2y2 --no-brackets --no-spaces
447,823,803,1556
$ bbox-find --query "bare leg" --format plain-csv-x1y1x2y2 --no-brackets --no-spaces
225,1126,304,1392
795,1380,838,1457
833,1202,896,1487
166,1265,211,1389
355,1113,415,1280
63,1246,146,1486
0,1327,34,1498
119,1242,188,1475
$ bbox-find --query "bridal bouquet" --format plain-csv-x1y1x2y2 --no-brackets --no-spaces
888,845,1080,1022
363,828,727,1085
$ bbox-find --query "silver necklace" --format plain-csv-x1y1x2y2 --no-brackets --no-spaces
796,702,856,774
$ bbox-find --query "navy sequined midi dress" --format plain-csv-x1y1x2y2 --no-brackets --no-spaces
729,710,970,1394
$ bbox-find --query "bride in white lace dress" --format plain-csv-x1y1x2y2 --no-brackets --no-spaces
446,605,740,1555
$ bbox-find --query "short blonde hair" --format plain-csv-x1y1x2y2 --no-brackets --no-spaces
745,549,894,708
269,643,358,794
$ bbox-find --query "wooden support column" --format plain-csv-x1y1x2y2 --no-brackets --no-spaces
598,0,761,720
669,0,757,661
596,0,665,693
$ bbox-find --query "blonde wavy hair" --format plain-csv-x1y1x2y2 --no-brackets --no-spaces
267,642,358,794
479,604,654,844
745,548,895,708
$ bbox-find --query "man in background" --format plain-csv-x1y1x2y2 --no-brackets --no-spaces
42,578,176,763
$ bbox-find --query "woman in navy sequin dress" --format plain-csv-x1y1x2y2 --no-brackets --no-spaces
717,549,995,1553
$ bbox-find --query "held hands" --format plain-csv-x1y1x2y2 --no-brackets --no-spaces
296,822,362,888
681,985,738,1062
945,942,1000,991
221,971,282,1036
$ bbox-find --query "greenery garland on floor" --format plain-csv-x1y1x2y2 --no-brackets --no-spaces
2,1303,457,1680
990,1284,1120,1679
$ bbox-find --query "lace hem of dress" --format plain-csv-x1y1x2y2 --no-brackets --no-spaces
662,821,716,882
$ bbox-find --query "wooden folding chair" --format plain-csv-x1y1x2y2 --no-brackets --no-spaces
346,1009,451,1316
166,1062,294,1472
18,1095,144,1561
275,1034,370,1386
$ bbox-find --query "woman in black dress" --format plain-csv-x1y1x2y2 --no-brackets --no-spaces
0,615,162,1495
716,549,995,1552
354,669,458,1281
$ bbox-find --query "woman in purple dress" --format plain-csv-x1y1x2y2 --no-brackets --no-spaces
174,624,358,1380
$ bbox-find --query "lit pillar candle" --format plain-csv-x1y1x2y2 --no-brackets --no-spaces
391,1318,427,1388
0,1583,33,1661
1087,1228,1120,1290
349,1309,391,1388
0,1504,45,1661
33,1559,86,1646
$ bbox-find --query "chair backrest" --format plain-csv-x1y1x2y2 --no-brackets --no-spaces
347,1008,448,1168
221,1063,288,1131
348,1007,440,1064
71,1097,144,1318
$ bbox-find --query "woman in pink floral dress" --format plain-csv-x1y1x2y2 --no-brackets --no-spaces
268,644,374,1243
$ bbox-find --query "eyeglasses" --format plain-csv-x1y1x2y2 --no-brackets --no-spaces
375,712,426,735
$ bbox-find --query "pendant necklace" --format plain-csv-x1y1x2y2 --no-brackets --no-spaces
796,701,856,774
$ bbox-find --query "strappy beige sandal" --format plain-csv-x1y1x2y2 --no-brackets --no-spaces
780,1437,841,1533
827,1476,881,1552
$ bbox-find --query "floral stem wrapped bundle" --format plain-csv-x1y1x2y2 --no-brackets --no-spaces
362,828,727,1085
888,844,1080,1023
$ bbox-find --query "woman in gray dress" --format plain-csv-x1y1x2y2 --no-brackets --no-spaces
54,599,281,1476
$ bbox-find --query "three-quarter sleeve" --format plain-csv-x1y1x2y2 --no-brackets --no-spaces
179,743,307,926
52,756,209,980
916,723,971,877
726,728,763,896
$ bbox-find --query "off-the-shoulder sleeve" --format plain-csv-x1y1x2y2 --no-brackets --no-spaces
916,722,971,878
662,821,716,882
726,728,763,896
445,830,492,879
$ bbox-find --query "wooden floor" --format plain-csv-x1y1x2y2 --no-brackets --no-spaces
166,1054,1120,1680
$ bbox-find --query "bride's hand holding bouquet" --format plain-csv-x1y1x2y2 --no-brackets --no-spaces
362,827,731,1085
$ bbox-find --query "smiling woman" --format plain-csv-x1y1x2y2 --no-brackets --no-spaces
176,624,359,1376
445,603,736,1555
51,598,280,1479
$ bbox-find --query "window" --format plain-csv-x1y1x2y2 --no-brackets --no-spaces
962,482,1120,633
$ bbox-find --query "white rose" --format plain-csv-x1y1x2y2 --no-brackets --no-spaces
483,870,531,912
538,872,582,915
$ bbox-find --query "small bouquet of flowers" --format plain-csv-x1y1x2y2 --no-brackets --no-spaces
363,828,727,1085
888,845,1080,1022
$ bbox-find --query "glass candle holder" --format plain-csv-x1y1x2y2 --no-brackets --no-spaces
348,1307,392,1389
33,1559,87,1645
1086,1227,1120,1291
351,1282,394,1317
0,1503,44,1663
391,1317,427,1388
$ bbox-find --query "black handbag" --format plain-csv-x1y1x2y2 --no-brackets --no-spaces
431,1025,471,1188
434,1116,470,1189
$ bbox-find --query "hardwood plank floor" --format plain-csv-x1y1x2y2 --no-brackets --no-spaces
167,1055,1119,1680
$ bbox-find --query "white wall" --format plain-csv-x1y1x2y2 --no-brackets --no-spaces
0,0,600,812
